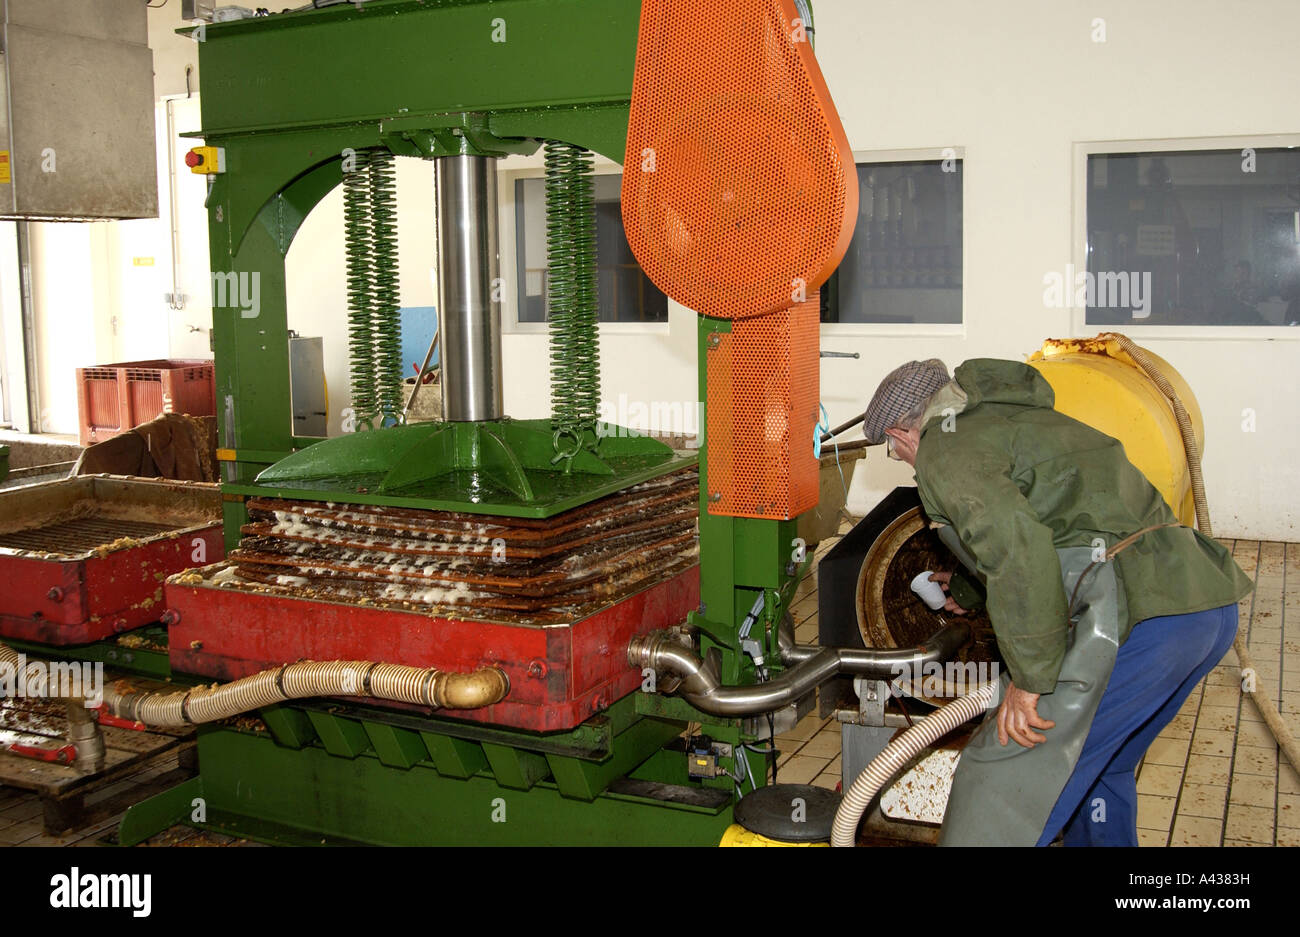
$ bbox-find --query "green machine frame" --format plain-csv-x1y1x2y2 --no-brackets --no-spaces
120,0,814,846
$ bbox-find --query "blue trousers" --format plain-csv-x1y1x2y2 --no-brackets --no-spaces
1034,603,1239,847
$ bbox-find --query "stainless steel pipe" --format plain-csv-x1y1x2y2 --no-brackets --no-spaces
777,621,970,674
628,621,970,717
434,154,504,422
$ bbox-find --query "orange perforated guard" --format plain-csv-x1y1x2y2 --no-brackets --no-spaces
621,0,857,319
706,293,820,519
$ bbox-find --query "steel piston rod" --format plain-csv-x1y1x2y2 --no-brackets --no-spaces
435,154,504,422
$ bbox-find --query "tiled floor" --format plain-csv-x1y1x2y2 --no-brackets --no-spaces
1133,540,1300,847
775,533,1300,846
0,531,1295,846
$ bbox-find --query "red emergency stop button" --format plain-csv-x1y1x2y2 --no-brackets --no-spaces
186,146,225,175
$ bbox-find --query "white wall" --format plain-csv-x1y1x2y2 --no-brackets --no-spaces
149,1,205,99
26,222,118,435
0,222,25,429
806,0,1300,539
23,0,1300,540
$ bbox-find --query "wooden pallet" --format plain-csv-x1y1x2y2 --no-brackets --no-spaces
0,687,195,835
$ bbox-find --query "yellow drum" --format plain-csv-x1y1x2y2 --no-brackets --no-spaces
1028,334,1201,526
718,824,829,847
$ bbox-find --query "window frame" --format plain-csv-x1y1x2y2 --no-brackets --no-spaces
819,146,967,338
499,162,671,337
1072,133,1300,341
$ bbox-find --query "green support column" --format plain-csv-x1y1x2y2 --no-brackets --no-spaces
211,212,293,471
692,316,809,790
220,497,247,553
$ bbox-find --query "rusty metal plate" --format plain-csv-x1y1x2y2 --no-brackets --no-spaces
213,467,700,625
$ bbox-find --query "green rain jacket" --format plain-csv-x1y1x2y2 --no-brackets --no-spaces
913,359,1253,695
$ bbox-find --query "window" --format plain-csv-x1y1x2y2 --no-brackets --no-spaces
513,173,668,324
821,159,963,325
1086,148,1300,326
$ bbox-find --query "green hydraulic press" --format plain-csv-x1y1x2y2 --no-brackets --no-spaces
115,0,901,847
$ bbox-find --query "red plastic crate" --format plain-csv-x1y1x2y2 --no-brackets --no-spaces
75,358,215,447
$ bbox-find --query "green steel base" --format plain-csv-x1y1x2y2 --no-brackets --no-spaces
3,627,173,680
241,418,694,518
118,724,735,847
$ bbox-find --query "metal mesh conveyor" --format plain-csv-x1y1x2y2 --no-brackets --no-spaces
0,519,177,555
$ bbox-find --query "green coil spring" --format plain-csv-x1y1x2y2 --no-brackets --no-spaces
544,141,601,461
342,147,402,430
343,148,376,426
367,148,402,425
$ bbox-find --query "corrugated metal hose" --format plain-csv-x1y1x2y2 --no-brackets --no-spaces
0,641,508,728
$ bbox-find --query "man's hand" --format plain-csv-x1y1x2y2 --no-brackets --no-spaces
927,571,968,615
996,682,1056,748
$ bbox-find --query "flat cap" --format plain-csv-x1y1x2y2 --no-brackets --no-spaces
862,359,951,444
